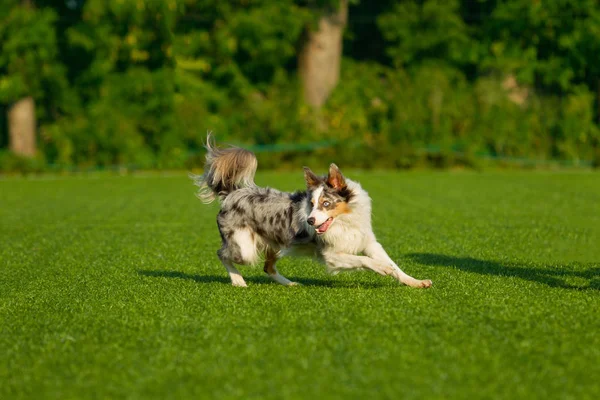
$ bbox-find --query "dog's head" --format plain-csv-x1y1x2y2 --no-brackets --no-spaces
303,164,353,235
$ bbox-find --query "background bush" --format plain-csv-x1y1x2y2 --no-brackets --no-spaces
1,0,599,171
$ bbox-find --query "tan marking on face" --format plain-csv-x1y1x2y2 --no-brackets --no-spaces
327,201,351,218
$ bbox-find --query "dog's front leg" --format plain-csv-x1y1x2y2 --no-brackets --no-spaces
364,242,432,288
321,251,396,277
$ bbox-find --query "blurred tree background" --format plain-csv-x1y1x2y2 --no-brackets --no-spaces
1,0,599,171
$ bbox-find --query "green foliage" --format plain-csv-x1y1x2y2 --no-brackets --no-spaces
378,0,477,69
0,149,45,173
0,1,73,129
37,0,180,169
223,3,310,87
554,87,600,161
174,0,311,97
0,5,61,101
470,0,600,91
42,68,176,168
320,59,598,168
1,0,599,171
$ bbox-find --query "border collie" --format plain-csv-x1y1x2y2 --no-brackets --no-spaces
191,135,432,289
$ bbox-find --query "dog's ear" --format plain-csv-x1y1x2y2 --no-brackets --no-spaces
327,163,346,190
303,167,321,188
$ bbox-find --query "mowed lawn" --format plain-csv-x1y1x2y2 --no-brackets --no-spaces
1,171,599,399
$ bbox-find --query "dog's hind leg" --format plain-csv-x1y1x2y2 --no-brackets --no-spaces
218,249,248,287
364,242,432,288
264,248,298,286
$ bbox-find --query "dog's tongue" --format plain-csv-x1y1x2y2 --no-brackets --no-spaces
317,218,333,233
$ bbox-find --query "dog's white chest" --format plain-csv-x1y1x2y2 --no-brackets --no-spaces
322,222,369,254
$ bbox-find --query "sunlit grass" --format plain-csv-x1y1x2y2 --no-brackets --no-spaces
1,171,599,399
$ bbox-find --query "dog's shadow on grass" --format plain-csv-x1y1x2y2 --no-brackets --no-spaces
407,253,600,291
137,270,386,288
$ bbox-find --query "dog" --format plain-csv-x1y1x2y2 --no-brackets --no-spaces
191,135,432,288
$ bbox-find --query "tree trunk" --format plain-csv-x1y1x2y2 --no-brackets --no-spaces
8,97,37,157
298,0,348,108
7,0,37,158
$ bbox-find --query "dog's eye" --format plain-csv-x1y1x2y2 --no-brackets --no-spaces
323,201,330,207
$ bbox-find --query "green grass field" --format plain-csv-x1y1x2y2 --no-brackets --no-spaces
1,171,599,399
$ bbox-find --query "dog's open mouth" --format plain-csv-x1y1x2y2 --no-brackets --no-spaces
316,217,333,234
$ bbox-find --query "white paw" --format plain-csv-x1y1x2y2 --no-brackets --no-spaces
409,279,432,288
231,276,248,287
420,279,433,288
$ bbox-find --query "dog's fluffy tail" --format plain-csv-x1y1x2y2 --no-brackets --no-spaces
190,133,258,203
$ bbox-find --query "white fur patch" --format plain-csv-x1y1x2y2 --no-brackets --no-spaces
311,187,323,206
232,228,260,264
309,187,330,226
310,210,330,227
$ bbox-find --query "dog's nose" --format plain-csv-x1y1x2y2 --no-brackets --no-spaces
307,217,315,226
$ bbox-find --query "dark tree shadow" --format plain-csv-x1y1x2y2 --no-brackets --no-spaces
407,253,600,291
137,269,388,288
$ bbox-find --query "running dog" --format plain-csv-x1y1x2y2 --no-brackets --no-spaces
191,136,432,288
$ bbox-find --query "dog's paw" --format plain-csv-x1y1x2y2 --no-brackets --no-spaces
231,277,248,287
287,281,301,287
419,279,433,288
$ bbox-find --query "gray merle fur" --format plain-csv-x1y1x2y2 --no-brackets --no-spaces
216,187,314,263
